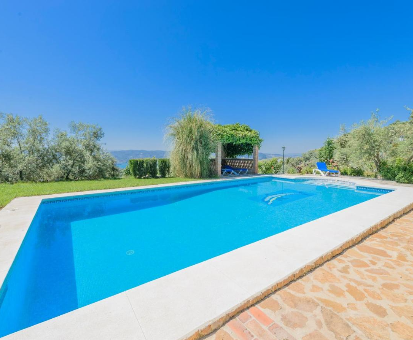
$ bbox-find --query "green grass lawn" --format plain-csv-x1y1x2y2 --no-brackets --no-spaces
0,177,200,208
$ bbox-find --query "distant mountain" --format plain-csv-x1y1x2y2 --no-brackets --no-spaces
110,150,301,164
110,150,168,163
258,152,301,160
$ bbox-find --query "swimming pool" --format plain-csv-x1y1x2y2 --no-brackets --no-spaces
0,177,392,337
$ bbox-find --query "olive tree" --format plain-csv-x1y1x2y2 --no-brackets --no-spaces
396,107,413,162
0,114,52,182
0,113,119,183
52,122,119,180
340,112,392,173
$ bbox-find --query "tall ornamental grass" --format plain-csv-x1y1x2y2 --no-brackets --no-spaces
166,108,215,178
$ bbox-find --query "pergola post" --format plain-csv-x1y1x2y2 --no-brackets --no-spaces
253,145,259,174
216,142,222,176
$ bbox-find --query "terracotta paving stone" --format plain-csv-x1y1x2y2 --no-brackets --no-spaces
302,330,329,340
214,330,235,340
365,268,390,275
268,323,296,340
315,297,346,313
259,297,280,313
364,287,382,300
357,244,391,257
278,291,319,312
328,284,346,297
238,311,251,324
281,310,308,329
203,210,413,340
345,283,366,301
349,259,369,268
347,316,389,340
288,281,305,294
365,302,388,318
381,282,400,291
227,319,254,340
245,320,276,340
313,268,340,283
390,321,413,340
321,307,354,339
390,304,413,323
249,307,273,327
315,319,322,329
311,284,323,293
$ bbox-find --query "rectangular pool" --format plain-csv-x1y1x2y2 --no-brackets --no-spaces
0,177,392,337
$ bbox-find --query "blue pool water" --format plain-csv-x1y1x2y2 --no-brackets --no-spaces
0,177,391,337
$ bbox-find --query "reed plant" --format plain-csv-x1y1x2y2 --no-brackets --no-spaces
166,107,216,178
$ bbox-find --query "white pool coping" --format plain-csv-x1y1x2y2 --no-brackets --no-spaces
1,175,413,340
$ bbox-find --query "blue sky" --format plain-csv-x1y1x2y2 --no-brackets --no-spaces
1,1,412,153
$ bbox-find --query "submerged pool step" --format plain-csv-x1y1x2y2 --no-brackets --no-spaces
302,180,393,194
302,179,356,190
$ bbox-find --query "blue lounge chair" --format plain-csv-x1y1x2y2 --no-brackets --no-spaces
221,165,248,176
222,166,237,176
313,162,340,176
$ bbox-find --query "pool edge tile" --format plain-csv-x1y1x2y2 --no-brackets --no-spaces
2,292,146,340
125,260,250,340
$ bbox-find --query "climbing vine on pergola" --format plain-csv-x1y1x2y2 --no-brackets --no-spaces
213,123,263,158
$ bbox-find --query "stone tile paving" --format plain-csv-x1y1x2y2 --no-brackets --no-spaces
203,211,413,340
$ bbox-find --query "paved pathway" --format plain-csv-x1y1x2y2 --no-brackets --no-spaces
204,211,413,340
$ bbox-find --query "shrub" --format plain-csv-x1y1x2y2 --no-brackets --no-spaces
258,158,282,174
128,159,136,177
301,166,313,174
340,167,349,176
136,159,145,178
158,158,171,178
123,164,131,176
379,159,413,183
129,159,145,178
395,171,413,183
286,166,298,174
144,158,158,178
340,167,364,177
379,161,397,181
350,167,364,176
363,171,376,178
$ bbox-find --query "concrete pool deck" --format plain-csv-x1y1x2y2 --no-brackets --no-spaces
1,175,413,339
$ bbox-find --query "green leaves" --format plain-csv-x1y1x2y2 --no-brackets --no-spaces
258,158,282,174
128,158,171,178
0,113,119,183
158,158,171,178
321,109,413,183
318,138,335,163
213,123,262,158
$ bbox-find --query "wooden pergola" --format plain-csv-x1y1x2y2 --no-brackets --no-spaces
215,142,259,176
213,123,262,176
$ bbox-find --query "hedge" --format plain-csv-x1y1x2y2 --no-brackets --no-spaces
129,159,145,178
158,158,171,178
144,158,157,178
128,158,171,178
